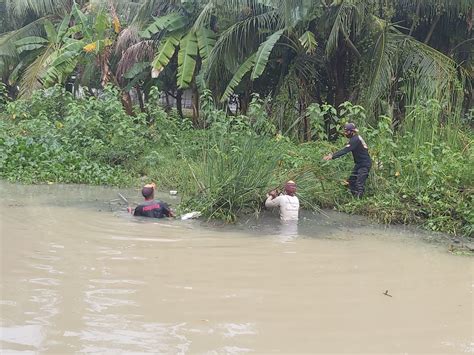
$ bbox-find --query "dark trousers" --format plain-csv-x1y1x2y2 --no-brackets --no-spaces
348,165,370,198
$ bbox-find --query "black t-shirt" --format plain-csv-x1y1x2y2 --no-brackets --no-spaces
133,200,172,218
332,135,372,167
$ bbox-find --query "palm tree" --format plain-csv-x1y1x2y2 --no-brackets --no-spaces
201,0,470,139
0,0,471,128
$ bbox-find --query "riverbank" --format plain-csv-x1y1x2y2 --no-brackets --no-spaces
1,87,472,237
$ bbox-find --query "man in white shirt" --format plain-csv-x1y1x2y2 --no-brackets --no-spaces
265,180,300,221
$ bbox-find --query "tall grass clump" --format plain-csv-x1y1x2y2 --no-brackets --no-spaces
178,134,281,222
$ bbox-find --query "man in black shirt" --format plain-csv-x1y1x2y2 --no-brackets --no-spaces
323,123,372,198
131,183,175,218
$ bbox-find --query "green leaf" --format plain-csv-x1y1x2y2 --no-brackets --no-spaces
251,29,284,80
124,71,148,91
181,0,196,13
299,30,317,54
72,2,91,38
57,14,71,42
44,55,78,85
44,20,57,43
124,61,150,79
95,9,108,39
151,32,182,74
18,44,54,97
221,53,256,102
196,28,216,62
177,32,198,89
64,24,81,38
140,13,187,39
15,36,48,46
15,36,48,53
8,61,23,85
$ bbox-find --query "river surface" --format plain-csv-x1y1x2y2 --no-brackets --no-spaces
1,182,473,354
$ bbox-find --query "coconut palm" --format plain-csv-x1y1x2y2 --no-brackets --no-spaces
200,0,470,138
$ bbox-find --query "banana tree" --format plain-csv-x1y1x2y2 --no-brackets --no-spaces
135,0,217,122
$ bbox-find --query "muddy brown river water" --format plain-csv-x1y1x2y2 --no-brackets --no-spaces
0,182,473,353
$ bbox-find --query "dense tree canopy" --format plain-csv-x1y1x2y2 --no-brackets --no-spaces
0,0,472,137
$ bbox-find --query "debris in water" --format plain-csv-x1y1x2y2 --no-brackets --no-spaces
383,290,392,297
181,211,201,220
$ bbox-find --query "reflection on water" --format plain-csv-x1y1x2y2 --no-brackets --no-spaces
1,181,473,353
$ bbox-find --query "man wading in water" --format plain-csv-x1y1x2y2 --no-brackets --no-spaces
129,183,175,218
323,123,372,198
265,180,300,221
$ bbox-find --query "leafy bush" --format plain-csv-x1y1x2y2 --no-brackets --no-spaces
0,86,155,185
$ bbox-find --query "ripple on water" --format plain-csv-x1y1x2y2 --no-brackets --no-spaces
75,320,191,353
0,324,45,349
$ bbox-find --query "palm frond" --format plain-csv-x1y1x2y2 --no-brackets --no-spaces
220,53,256,102
116,40,154,81
325,0,365,58
115,24,140,55
110,0,143,23
251,28,284,80
132,0,165,27
7,0,71,18
299,30,317,54
192,1,214,32
207,10,279,76
18,44,53,97
402,36,466,105
364,25,402,111
396,0,473,20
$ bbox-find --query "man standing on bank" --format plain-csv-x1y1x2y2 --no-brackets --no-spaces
323,123,372,198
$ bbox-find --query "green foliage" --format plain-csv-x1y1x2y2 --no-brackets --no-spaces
299,31,317,54
179,133,282,222
151,32,182,73
220,53,256,102
177,32,198,89
0,86,154,185
140,13,188,38
251,29,284,80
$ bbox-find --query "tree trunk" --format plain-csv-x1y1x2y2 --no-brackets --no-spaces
176,89,184,119
164,92,171,111
239,89,251,115
121,91,134,116
409,1,421,36
191,83,200,126
424,14,440,44
302,106,311,142
136,85,145,113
